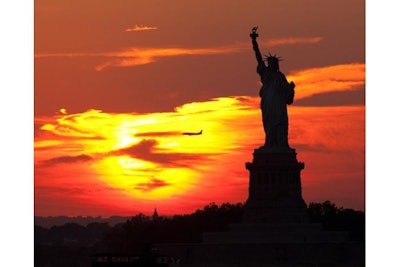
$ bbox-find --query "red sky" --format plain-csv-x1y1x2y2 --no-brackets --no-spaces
33,0,365,217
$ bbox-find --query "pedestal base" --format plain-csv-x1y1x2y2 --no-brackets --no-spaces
243,150,308,223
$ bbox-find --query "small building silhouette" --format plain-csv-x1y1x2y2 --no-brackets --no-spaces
152,208,159,220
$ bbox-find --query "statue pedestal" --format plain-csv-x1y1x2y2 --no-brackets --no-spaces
202,149,348,245
243,149,308,223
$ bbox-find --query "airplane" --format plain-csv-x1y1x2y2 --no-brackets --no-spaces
182,130,203,136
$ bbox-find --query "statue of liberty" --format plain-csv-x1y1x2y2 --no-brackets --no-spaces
250,27,295,152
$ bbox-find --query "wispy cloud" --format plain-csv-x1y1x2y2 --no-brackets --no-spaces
34,36,323,70
125,24,158,32
264,37,323,47
135,131,182,137
41,154,93,166
110,139,213,168
93,46,242,71
135,177,170,192
288,63,365,100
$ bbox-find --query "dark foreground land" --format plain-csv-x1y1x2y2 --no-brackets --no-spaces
35,201,365,267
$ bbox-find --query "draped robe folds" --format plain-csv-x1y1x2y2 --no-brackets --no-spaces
256,57,295,149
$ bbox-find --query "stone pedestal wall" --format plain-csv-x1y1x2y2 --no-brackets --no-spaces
243,150,308,223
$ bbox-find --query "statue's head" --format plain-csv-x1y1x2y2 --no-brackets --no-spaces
265,53,281,71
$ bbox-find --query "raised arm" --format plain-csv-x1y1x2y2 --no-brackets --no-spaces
250,27,265,68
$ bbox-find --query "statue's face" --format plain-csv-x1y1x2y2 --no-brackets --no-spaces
268,61,279,71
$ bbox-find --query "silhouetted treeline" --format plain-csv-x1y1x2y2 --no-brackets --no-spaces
35,215,130,229
103,202,244,254
308,200,365,242
34,201,364,267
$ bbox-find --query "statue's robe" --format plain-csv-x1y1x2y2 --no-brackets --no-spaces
257,64,294,148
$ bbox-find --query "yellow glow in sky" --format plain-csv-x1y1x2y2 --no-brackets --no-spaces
34,95,365,216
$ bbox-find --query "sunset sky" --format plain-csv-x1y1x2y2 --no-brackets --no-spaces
32,0,366,217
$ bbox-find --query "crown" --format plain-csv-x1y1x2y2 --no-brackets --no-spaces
264,52,282,62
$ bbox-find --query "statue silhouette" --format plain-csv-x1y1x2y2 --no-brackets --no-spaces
250,27,295,152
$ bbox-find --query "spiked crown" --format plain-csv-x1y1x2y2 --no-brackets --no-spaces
264,53,282,70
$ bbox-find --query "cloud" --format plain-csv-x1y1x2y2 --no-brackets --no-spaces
94,46,242,71
111,139,213,168
40,123,106,140
35,185,104,196
294,88,365,106
134,177,170,192
288,63,365,100
115,139,156,155
34,36,323,70
42,154,93,166
135,131,182,137
34,52,95,59
125,24,158,32
264,37,323,47
38,109,112,140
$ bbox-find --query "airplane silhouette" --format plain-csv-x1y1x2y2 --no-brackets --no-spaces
182,130,203,136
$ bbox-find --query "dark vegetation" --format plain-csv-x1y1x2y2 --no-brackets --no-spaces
34,215,130,229
34,201,364,267
307,201,365,242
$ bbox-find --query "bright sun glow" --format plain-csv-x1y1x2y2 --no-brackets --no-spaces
36,97,257,201
35,92,364,215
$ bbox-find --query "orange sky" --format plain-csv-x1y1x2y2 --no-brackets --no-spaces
34,0,365,217
34,99,364,216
